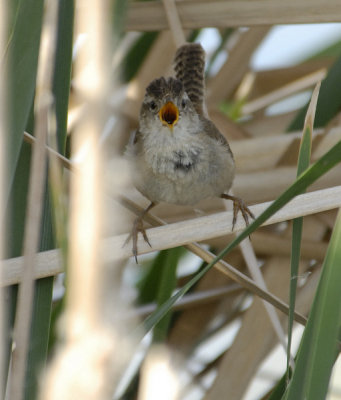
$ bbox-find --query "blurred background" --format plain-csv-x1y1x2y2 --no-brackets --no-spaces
2,2,341,400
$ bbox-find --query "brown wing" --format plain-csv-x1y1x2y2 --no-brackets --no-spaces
174,43,205,115
200,116,234,158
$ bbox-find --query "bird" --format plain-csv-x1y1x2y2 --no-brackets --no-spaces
125,42,254,262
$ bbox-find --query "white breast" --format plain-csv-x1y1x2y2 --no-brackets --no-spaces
128,118,235,205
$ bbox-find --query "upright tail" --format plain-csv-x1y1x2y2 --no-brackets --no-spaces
173,43,206,115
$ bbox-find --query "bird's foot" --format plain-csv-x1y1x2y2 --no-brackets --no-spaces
221,193,255,231
124,216,152,263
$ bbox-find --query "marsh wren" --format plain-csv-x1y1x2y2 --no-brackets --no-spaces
126,43,254,261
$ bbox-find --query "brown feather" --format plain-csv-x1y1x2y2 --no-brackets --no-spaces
174,43,206,115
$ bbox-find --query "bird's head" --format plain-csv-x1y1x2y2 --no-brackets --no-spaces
139,77,197,133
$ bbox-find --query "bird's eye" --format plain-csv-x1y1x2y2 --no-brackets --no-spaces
181,99,187,109
149,101,157,111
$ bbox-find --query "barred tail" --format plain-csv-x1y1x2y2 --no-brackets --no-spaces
174,43,206,115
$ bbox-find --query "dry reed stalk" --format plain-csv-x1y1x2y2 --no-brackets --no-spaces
115,186,341,259
239,238,290,354
40,2,118,400
1,182,338,282
2,186,341,289
205,257,320,400
313,126,341,158
167,257,246,354
127,284,242,319
242,69,326,115
232,108,293,357
1,241,307,327
232,131,317,172
207,27,270,103
126,1,341,31
2,187,311,327
8,2,58,399
223,182,290,357
249,60,333,100
162,0,186,47
120,198,308,325
242,110,298,137
234,165,341,203
245,231,328,262
2,248,63,286
208,109,250,140
138,346,180,400
23,131,75,171
122,31,176,122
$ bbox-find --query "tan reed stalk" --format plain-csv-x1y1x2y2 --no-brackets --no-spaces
8,2,59,399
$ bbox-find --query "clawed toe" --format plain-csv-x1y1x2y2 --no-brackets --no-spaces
235,199,255,229
123,202,155,263
124,216,152,263
221,193,255,231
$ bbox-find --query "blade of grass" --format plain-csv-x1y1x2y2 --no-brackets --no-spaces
9,1,59,398
153,248,184,342
52,0,74,154
266,368,292,400
2,140,31,394
122,32,158,82
137,252,171,304
6,1,74,398
286,82,320,377
283,208,341,400
24,276,53,399
0,2,5,396
141,137,341,335
137,248,185,342
2,0,44,388
28,2,74,397
3,0,44,201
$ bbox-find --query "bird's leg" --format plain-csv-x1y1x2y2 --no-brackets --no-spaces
124,201,156,263
221,194,255,231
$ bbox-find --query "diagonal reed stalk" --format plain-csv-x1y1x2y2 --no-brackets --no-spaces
139,136,341,336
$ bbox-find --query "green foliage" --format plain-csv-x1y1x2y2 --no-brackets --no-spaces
137,251,169,304
3,1,74,398
219,99,245,121
4,0,44,198
52,0,75,153
112,0,129,47
23,2,74,397
24,278,54,399
266,368,292,400
305,39,341,61
137,248,186,342
289,54,341,130
286,85,316,379
122,32,158,82
283,210,341,399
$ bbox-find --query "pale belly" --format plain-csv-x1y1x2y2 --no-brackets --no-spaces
134,152,235,205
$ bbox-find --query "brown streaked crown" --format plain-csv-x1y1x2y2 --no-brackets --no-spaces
174,43,205,115
146,77,184,100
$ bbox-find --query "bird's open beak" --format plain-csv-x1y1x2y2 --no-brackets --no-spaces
159,102,179,129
